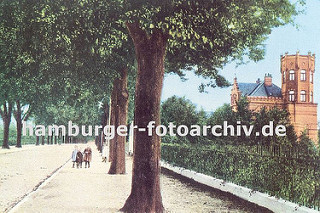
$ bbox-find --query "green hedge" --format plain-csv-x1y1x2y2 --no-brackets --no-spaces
161,144,320,210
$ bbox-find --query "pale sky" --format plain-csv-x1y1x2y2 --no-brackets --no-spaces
161,0,320,117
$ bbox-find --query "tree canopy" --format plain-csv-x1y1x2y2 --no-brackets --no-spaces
121,0,301,86
0,0,306,212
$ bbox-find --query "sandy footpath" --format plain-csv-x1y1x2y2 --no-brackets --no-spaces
0,143,76,212
1,142,268,213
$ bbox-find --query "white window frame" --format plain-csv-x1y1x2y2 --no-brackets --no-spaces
300,90,306,102
300,70,306,81
289,90,295,102
289,70,295,81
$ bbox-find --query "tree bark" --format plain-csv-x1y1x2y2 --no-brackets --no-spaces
36,136,39,146
1,102,13,149
50,134,53,145
13,101,32,148
108,79,117,162
54,136,57,144
41,136,45,145
14,100,22,148
108,68,129,174
121,22,167,213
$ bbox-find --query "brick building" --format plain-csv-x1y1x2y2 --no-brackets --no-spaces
231,52,318,143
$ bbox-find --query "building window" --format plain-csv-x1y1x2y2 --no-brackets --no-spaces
283,71,286,83
289,90,295,102
310,72,313,83
300,70,306,81
310,91,313,103
300,90,306,102
289,70,295,80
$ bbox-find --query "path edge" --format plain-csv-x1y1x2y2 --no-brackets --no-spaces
161,161,318,213
6,158,71,213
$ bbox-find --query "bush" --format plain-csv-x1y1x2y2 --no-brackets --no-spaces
161,143,320,209
0,124,37,146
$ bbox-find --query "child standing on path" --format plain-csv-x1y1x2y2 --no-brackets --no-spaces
83,146,92,168
71,146,78,168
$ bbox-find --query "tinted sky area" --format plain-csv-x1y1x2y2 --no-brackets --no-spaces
162,0,320,116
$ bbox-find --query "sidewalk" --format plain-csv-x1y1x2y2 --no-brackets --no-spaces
10,142,131,213
0,143,76,212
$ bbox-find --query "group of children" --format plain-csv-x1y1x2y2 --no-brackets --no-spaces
71,145,92,168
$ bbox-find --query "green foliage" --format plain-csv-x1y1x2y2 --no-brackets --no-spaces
0,0,305,146
298,131,318,157
0,124,36,146
206,97,255,143
162,143,320,209
252,107,297,146
163,96,300,147
161,98,318,207
161,96,207,144
206,103,235,141
123,0,304,88
0,0,137,144
208,104,234,126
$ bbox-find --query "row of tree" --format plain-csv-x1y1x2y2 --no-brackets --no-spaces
161,96,301,146
0,0,304,212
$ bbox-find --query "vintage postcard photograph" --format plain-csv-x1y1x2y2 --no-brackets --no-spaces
1,0,320,212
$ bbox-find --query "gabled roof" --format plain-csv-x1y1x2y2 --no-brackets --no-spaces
238,83,259,96
238,82,282,97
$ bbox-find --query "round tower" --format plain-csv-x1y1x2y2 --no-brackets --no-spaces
280,52,318,143
281,51,315,103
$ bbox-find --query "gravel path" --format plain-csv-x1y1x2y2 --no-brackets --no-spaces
0,142,270,213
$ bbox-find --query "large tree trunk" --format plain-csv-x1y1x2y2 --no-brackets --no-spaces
1,102,13,149
14,100,22,148
108,68,129,174
121,22,167,213
108,79,117,162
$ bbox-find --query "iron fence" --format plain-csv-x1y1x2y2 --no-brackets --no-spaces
161,144,320,210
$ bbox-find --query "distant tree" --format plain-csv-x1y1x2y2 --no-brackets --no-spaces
297,131,317,157
206,103,235,143
161,96,207,144
234,97,252,125
253,107,296,146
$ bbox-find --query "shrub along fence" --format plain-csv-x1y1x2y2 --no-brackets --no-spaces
161,144,320,210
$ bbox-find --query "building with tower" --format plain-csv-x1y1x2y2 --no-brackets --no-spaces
231,52,318,143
